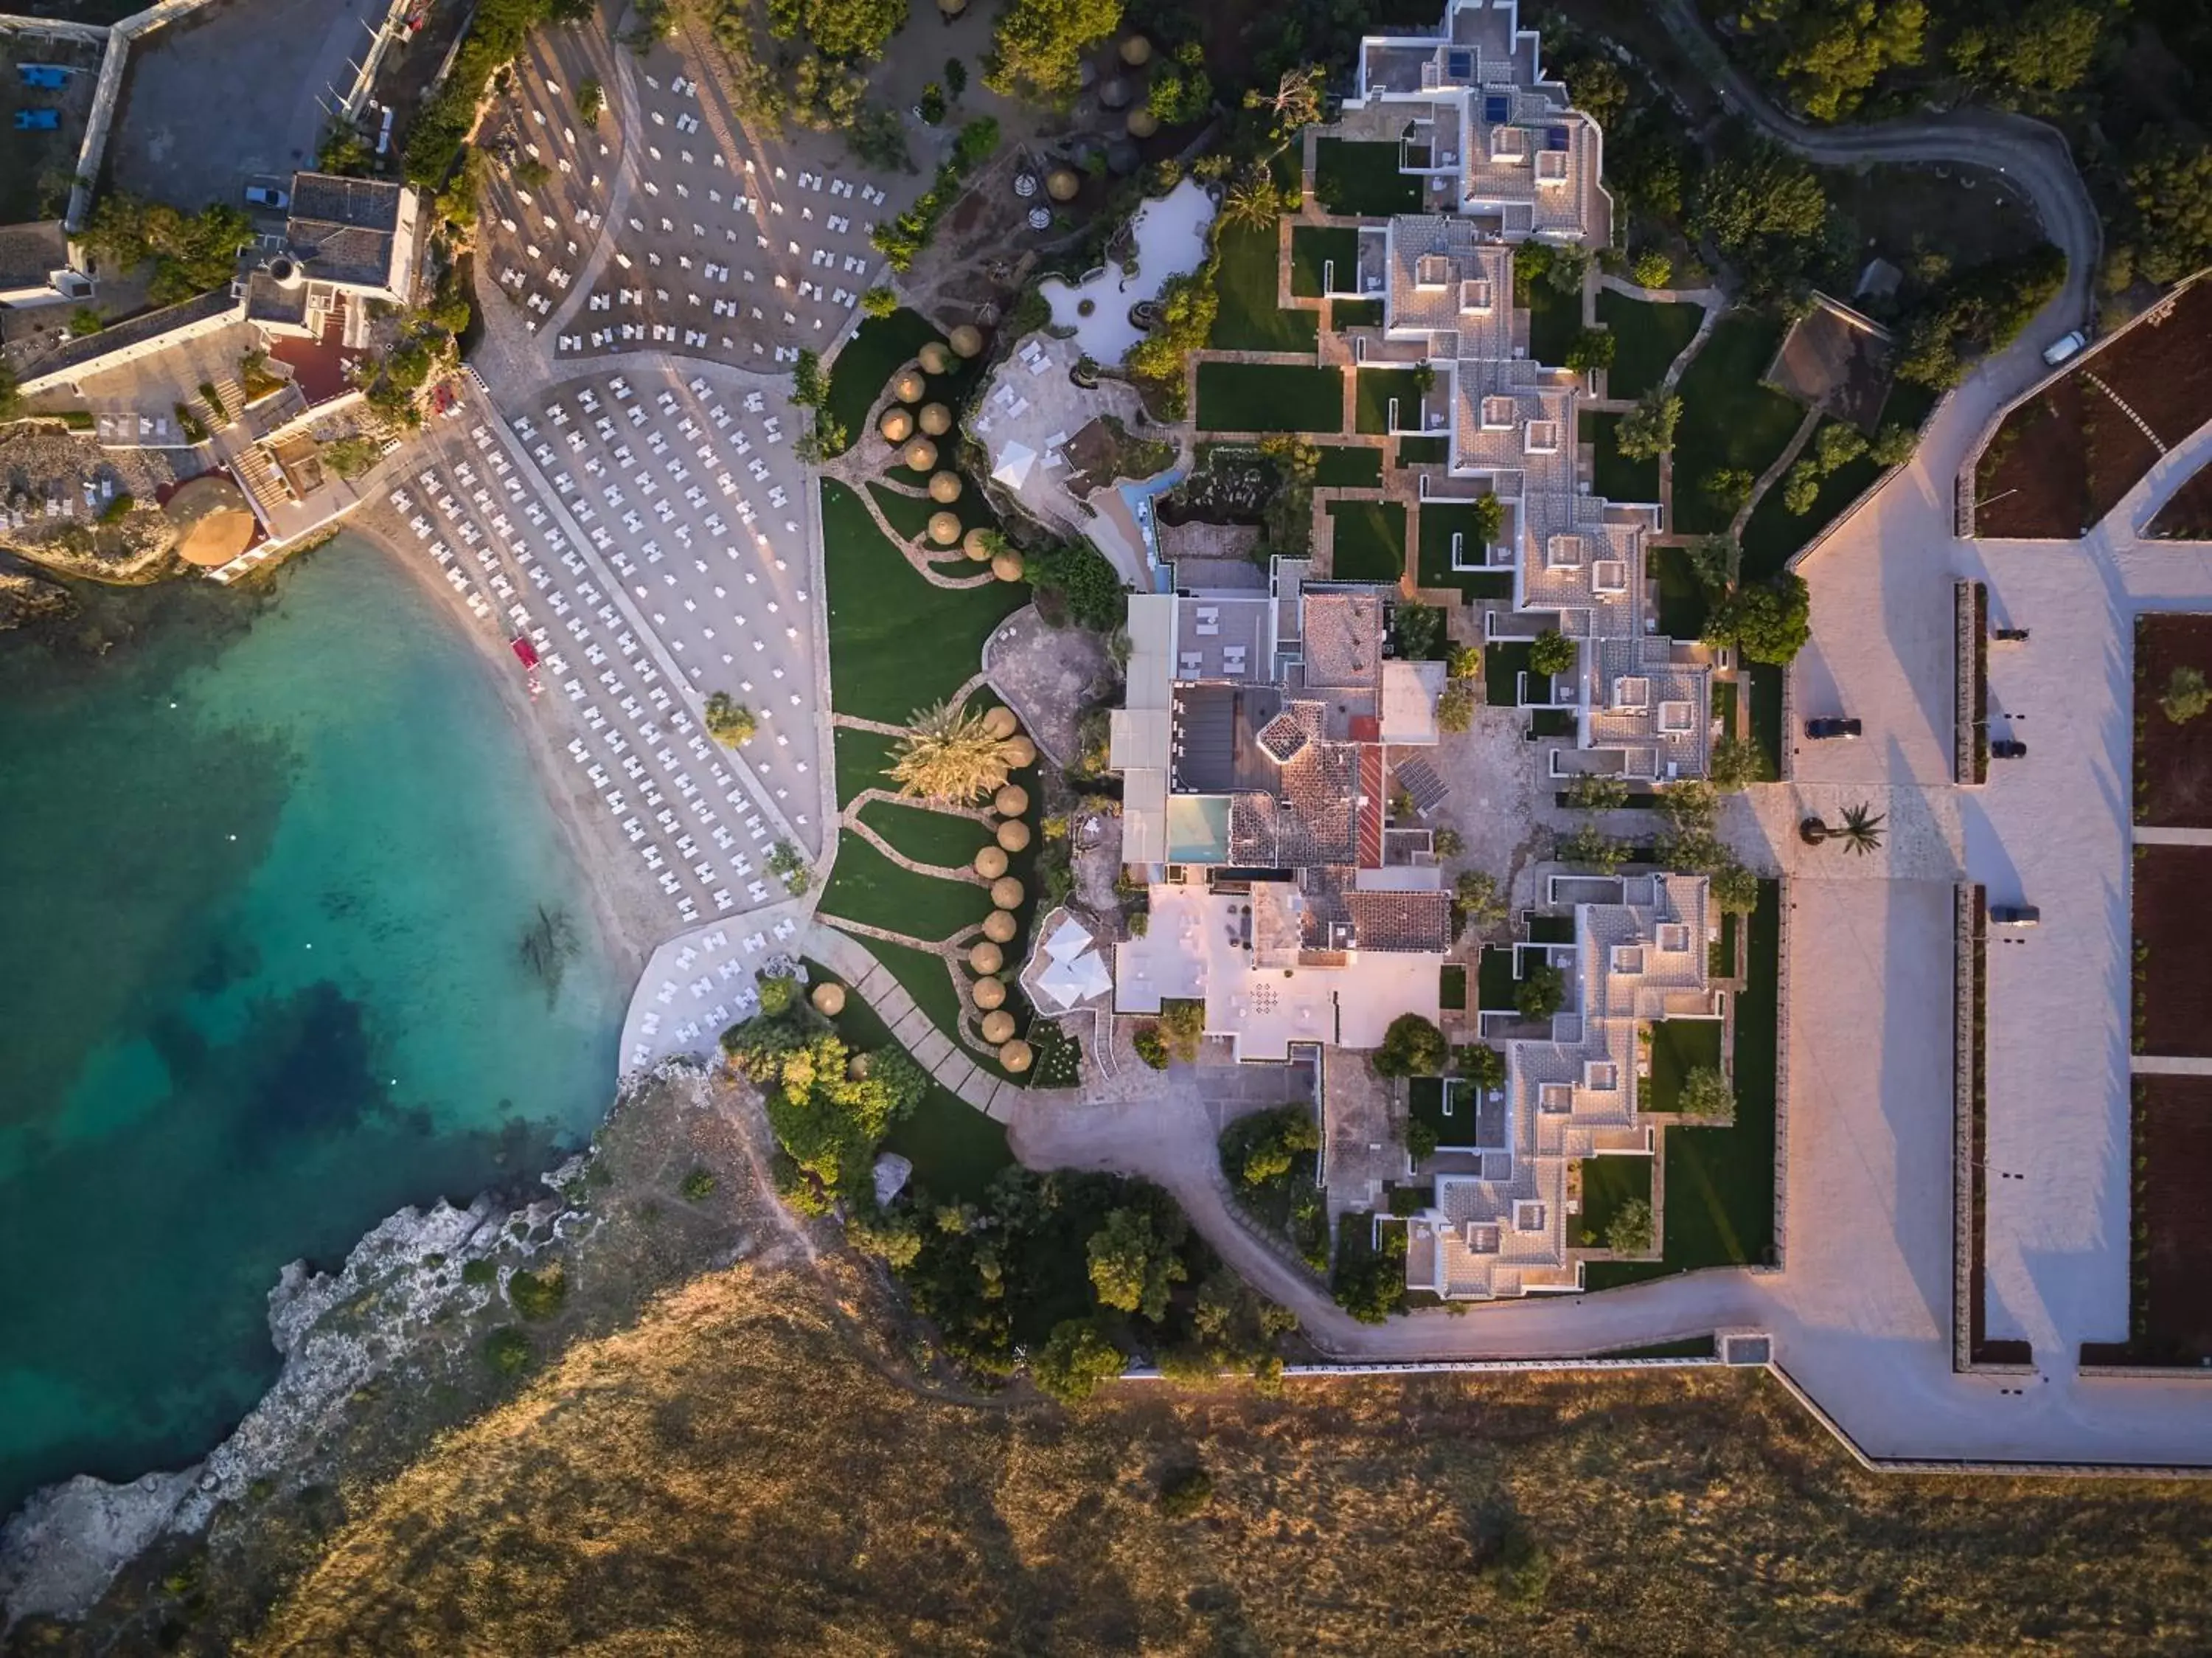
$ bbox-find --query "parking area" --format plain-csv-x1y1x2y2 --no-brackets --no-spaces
0,32,103,223
108,0,389,210
386,361,826,935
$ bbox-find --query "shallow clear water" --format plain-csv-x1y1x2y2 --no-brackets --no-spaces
0,537,623,1516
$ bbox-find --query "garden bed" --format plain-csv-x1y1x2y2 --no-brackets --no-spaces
2135,614,2212,827
2132,843,2212,1057
2129,1075,2212,1365
2146,459,2212,539
1194,362,1343,434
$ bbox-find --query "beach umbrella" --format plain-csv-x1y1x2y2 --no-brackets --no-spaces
928,470,963,504
990,876,1025,909
993,783,1029,817
1119,34,1152,66
918,341,953,375
892,367,926,403
981,1009,1017,1044
1046,168,1080,203
968,940,1004,974
974,977,1008,1012
948,323,984,358
982,706,1020,740
878,407,914,443
998,1038,1033,1073
1127,108,1159,139
996,819,1032,853
919,401,953,436
963,527,995,561
974,844,1009,879
902,437,939,472
991,550,1025,582
984,908,1019,943
810,982,846,1016
928,510,962,545
1001,735,1037,768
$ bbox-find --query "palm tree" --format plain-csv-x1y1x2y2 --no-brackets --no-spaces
1798,802,1885,855
703,691,757,746
887,699,1023,804
1220,167,1279,229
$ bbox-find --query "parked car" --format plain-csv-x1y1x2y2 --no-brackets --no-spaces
2042,330,2087,367
244,184,290,210
1990,904,2040,926
13,109,59,131
1992,626,2030,642
1991,738,2028,759
1805,717,1863,740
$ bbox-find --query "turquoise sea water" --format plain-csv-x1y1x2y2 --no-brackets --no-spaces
0,537,624,1518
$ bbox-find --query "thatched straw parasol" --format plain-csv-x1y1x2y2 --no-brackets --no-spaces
878,407,914,443
948,323,984,358
918,401,953,435
1046,169,1080,203
996,819,1032,853
928,510,962,545
974,844,1009,879
963,527,995,561
991,550,1025,583
918,341,953,375
973,977,1008,1012
993,783,1029,817
998,1038,1033,1073
990,876,1025,909
810,982,846,1016
984,908,1019,943
928,470,963,504
981,1009,1018,1044
967,940,1004,974
982,707,1020,739
1127,108,1159,139
892,367,927,403
902,437,939,472
1001,735,1038,768
1119,34,1152,66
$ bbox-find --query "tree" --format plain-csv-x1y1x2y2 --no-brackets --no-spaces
1631,250,1674,289
1330,1218,1408,1324
860,285,899,317
1800,801,1885,856
1957,0,2104,103
1559,823,1628,872
2163,666,2211,724
2123,133,2212,286
888,698,1026,802
1457,1042,1506,1090
1688,534,1740,594
1436,679,1475,734
953,116,1000,172
1393,599,1441,661
67,308,102,337
703,692,758,746
1767,0,1926,123
1676,1064,1735,1118
984,0,1123,105
1812,422,1868,474
1372,1013,1447,1078
1869,423,1918,468
1447,643,1482,679
1689,141,1829,296
1158,999,1206,1063
1705,574,1812,665
1528,629,1576,678
1557,53,1630,133
1467,493,1504,547
1710,860,1762,916
1406,1116,1440,1164
790,347,826,408
1782,459,1822,515
1515,961,1565,1022
1604,1196,1654,1254
1220,166,1284,229
1703,469,1755,513
1615,390,1681,460
1086,1206,1186,1319
1455,870,1506,933
1123,263,1219,396
1433,826,1464,858
1132,1023,1169,1069
1708,734,1773,790
1147,41,1211,124
1565,328,1616,372
1245,65,1324,142
576,77,605,124
1030,1317,1126,1402
1565,773,1631,811
1233,1106,1320,1186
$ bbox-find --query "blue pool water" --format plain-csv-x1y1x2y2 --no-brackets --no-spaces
0,536,623,1518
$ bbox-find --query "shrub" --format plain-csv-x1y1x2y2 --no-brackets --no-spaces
1456,1042,1506,1090
681,1167,718,1201
1515,961,1565,1022
97,493,134,525
2163,666,2211,724
484,1328,532,1375
1528,628,1576,678
860,285,899,317
1481,1522,1552,1606
1158,999,1206,1063
768,839,811,895
1372,1013,1447,1078
1132,1023,1169,1069
576,77,603,123
1703,468,1754,512
1565,328,1617,372
1030,1317,1125,1403
1454,870,1506,933
1405,1116,1439,1163
1615,389,1680,460
1676,1064,1735,1118
461,1257,497,1286
1708,735,1772,790
1158,1467,1214,1516
1330,1214,1407,1323
1604,1196,1654,1254
1630,249,1674,288
507,1263,568,1319
704,691,758,746
67,308,102,337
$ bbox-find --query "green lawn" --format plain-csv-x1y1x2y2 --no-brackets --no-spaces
1670,313,1806,535
1313,139,1422,215
857,799,992,868
1526,280,1582,367
1582,411,1660,504
1476,946,1517,1012
819,834,992,940
1646,1019,1725,1114
1440,963,1467,1010
1194,362,1343,434
852,930,968,1037
1596,290,1703,400
821,479,1027,724
867,479,998,543
1395,435,1447,465
835,723,902,808
1326,499,1405,580
824,308,945,451
1314,444,1384,489
1209,220,1319,353
1416,499,1511,600
1708,910,1739,979
802,956,1012,1202
1587,882,1779,1287
1290,225,1360,297
1576,1156,1652,1249
1651,547,1709,640
1354,367,1415,434
1484,639,1535,706
1747,665,1783,775
1332,298,1384,331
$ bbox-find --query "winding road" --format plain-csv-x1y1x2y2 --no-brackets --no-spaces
1015,20,2212,1474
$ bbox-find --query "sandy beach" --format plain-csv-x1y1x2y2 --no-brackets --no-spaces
339,501,671,995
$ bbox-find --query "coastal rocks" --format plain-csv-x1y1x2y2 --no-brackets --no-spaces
0,1471,197,1634
0,570,74,631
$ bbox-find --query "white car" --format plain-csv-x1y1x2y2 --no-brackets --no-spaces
2042,329,2087,367
244,184,289,210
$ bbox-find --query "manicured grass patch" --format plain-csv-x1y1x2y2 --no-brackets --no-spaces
819,834,992,939
1747,664,1783,775
1313,139,1422,215
824,308,943,448
1709,910,1739,978
1290,225,1360,296
1332,298,1384,331
1576,1156,1652,1247
1476,945,1516,1011
1396,435,1447,465
821,479,1027,724
1738,422,1880,584
1484,639,1534,705
1314,444,1384,489
1587,882,1778,1286
835,723,903,808
1531,707,1576,737
1645,1019,1724,1114
1525,915,1575,945
1671,313,1806,535
868,479,998,542
856,931,969,1041
802,955,1012,1202
1582,410,1660,503
1527,279,1582,367
1326,499,1405,580
857,799,992,869
1354,367,1413,434
1416,499,1510,600
1194,361,1343,434
1209,220,1319,353
1596,289,1703,400
1652,547,1709,639
1440,963,1467,1011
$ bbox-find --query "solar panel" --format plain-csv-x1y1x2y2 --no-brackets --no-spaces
1394,756,1450,814
1484,93,1511,122
1545,126,1571,151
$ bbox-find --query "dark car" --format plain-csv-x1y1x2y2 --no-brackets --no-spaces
1805,717,1862,739
1990,738,2027,759
1990,904,2039,926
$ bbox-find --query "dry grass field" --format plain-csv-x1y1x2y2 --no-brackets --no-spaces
215,1258,2212,1658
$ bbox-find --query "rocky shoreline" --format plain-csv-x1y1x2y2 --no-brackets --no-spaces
0,571,74,631
0,1060,758,1641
